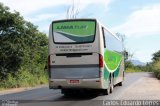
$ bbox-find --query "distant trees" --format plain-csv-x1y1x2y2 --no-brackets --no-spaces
0,3,48,86
151,50,160,79
125,50,160,79
152,50,160,62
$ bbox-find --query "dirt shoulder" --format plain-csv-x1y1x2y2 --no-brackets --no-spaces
119,73,160,100
0,84,47,96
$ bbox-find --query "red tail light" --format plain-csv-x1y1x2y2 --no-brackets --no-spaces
99,54,103,68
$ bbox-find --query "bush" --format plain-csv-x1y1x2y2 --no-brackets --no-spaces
125,68,142,73
153,70,160,80
152,60,160,80
0,69,48,89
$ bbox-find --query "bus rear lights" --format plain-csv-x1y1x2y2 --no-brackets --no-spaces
99,54,104,68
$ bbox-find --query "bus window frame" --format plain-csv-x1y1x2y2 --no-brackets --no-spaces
52,19,97,44
102,27,106,48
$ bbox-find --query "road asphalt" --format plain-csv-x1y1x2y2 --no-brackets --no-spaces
0,72,160,106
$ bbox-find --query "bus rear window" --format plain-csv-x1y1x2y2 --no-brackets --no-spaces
52,20,96,44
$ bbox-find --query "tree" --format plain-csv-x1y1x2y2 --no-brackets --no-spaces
125,61,134,69
151,50,160,79
152,50,160,62
0,3,25,79
0,3,48,80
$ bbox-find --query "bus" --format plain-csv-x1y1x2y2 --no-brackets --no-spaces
48,19,125,95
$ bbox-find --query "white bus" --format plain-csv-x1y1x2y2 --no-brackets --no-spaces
48,19,125,95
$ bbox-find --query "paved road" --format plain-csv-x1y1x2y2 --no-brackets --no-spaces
0,72,160,106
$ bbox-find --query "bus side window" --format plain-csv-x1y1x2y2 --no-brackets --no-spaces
102,27,106,48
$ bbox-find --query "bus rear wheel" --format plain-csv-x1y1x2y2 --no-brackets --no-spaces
105,87,110,95
110,75,114,93
118,82,123,86
61,89,74,96
104,77,111,95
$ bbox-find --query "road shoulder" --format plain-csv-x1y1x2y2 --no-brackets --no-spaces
0,84,48,96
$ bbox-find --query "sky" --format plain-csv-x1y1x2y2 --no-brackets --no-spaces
0,0,160,63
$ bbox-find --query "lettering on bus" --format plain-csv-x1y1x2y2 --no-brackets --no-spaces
75,45,92,48
56,45,92,49
56,46,72,48
60,49,88,52
56,25,88,30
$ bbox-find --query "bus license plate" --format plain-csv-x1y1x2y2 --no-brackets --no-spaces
68,80,80,84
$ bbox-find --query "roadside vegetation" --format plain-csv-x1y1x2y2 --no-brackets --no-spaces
125,61,143,73
125,50,160,80
151,50,160,79
0,3,48,89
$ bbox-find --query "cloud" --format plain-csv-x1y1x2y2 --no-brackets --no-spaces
0,0,111,16
0,0,112,33
0,0,71,16
112,4,160,37
26,14,58,22
1,0,112,28
134,48,160,63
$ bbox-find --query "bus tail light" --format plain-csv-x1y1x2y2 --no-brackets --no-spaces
99,54,104,68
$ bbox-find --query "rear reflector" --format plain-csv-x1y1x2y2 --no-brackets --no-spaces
99,54,103,68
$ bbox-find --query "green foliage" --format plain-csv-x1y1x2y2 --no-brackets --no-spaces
0,69,48,89
0,3,48,88
150,50,160,79
140,50,160,80
0,3,24,78
152,50,160,62
124,49,160,77
125,68,142,73
124,60,143,73
153,60,160,70
152,60,160,80
125,61,134,69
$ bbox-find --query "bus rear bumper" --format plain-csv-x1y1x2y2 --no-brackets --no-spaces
49,78,102,89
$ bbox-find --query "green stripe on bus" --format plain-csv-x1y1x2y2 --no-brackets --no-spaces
104,65,109,80
56,32,94,42
104,50,122,71
103,63,121,80
114,65,121,77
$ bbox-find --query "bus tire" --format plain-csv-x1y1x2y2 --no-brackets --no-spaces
118,82,123,86
61,89,72,96
110,75,114,93
104,78,110,95
106,88,110,95
105,88,110,95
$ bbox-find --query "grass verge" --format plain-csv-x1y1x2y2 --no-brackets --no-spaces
125,68,143,73
153,70,160,80
0,69,48,90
